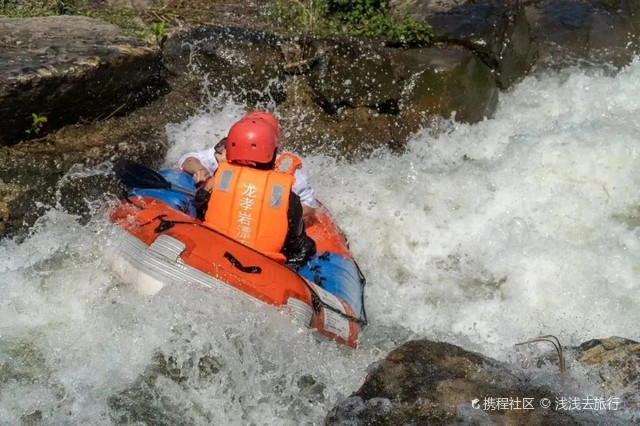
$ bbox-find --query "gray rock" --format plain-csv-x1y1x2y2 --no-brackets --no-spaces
391,46,499,124
326,339,586,425
307,37,401,114
107,351,223,425
526,0,640,69
162,25,288,104
162,26,500,156
0,70,199,238
0,16,166,146
392,0,537,89
572,336,640,410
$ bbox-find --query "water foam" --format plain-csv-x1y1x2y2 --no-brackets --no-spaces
2,61,640,423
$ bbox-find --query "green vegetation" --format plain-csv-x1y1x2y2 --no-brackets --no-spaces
272,0,325,34
151,20,166,43
27,113,48,135
271,0,433,48
0,0,85,17
1,0,432,47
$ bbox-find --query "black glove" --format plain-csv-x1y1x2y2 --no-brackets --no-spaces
193,188,211,220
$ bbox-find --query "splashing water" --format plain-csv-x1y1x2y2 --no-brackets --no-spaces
306,63,640,358
2,61,640,423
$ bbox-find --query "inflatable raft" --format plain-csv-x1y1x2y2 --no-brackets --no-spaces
110,168,367,348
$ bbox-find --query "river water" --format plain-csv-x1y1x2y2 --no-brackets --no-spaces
1,61,639,424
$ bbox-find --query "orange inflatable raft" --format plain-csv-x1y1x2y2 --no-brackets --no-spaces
110,168,367,348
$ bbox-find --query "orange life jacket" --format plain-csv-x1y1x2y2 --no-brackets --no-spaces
274,153,303,176
204,162,294,261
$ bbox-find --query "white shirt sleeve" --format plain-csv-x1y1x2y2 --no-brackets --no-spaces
292,166,317,208
177,148,219,175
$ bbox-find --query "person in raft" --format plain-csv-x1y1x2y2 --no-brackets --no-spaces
178,111,318,222
195,115,317,267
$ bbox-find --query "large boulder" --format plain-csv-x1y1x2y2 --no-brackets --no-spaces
391,46,499,125
162,27,499,156
0,72,200,238
278,38,498,155
305,37,498,121
108,351,224,425
392,0,537,89
0,16,166,146
162,25,288,105
525,0,640,69
326,340,600,425
307,37,401,114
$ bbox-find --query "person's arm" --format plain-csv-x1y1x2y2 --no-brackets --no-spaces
178,149,218,188
292,167,317,221
181,157,210,184
282,193,316,268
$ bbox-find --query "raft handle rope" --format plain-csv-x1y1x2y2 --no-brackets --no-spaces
305,284,368,326
224,252,262,274
154,218,175,233
354,261,368,326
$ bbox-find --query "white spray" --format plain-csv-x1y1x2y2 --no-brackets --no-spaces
1,61,639,423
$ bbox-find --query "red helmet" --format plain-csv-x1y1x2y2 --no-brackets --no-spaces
226,117,279,164
245,111,281,140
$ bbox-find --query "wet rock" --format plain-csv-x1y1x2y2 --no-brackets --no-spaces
0,338,66,423
0,73,198,239
19,410,43,426
162,26,499,155
55,169,124,220
0,125,164,240
525,0,640,69
307,37,401,114
162,25,288,104
279,39,498,155
392,0,536,89
391,46,499,125
0,339,51,385
297,374,327,404
572,336,640,410
107,351,223,425
326,339,584,425
0,179,21,235
0,16,167,146
278,78,405,157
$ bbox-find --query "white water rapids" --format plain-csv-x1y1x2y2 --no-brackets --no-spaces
1,61,640,424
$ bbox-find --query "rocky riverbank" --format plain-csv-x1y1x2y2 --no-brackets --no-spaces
2,0,640,237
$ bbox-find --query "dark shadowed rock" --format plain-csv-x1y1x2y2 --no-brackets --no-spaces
162,25,288,104
326,340,590,425
392,0,537,89
307,37,401,114
0,72,200,238
0,16,167,146
525,0,640,69
278,77,405,157
107,351,223,425
278,39,498,155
